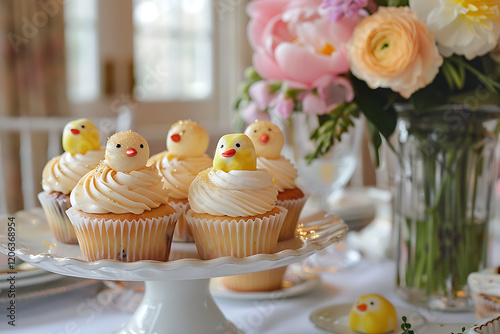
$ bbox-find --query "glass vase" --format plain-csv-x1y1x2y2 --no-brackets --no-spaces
394,104,500,311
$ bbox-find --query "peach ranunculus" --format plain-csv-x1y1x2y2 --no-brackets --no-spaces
347,7,443,99
247,0,361,88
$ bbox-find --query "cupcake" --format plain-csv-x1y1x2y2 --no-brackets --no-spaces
245,120,307,241
220,267,287,292
148,120,212,242
38,119,105,244
468,267,500,319
66,131,180,262
185,133,287,259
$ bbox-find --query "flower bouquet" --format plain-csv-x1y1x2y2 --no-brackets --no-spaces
236,0,500,310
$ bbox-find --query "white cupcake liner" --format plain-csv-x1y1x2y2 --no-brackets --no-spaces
37,192,78,244
66,207,181,262
471,293,500,320
169,201,194,242
221,266,287,292
277,194,309,241
473,315,500,333
185,206,288,259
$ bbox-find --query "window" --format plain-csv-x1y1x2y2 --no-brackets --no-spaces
64,0,99,103
133,0,213,101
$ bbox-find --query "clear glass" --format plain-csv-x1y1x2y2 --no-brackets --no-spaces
394,104,500,311
132,0,213,101
64,0,99,103
274,112,366,271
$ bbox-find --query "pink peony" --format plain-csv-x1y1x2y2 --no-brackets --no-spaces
247,0,361,88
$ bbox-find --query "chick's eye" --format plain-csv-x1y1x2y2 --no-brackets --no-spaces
220,144,224,149
254,130,257,133
268,128,272,131
236,143,240,148
370,302,374,305
116,144,121,148
81,125,85,128
140,144,144,148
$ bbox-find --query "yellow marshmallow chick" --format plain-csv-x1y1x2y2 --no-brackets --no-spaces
166,120,210,159
348,294,397,334
213,134,256,172
62,118,100,155
105,131,150,173
244,121,284,159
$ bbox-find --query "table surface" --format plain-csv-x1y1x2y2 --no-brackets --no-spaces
1,239,498,334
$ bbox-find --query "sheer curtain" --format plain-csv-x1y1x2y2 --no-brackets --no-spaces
0,0,68,213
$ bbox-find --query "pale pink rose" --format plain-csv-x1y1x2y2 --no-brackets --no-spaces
249,81,275,110
247,0,361,88
273,94,294,118
348,7,443,98
240,102,271,124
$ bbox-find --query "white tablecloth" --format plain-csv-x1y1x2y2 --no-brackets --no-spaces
2,240,498,334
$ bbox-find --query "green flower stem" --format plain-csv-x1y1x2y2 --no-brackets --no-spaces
398,111,495,304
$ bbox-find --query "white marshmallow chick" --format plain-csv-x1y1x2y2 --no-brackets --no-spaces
166,120,209,158
244,121,284,159
105,131,150,173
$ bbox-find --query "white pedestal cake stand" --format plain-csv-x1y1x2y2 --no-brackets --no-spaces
0,208,347,334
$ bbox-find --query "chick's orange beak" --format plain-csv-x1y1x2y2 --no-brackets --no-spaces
259,134,269,143
71,129,80,135
356,304,367,312
221,149,236,158
171,134,181,142
126,148,137,157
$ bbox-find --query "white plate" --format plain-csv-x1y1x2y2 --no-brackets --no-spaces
424,324,472,333
0,271,64,289
0,208,348,281
310,303,427,334
210,264,320,300
0,276,100,303
0,264,47,281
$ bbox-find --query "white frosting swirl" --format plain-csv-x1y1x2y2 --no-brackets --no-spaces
70,163,169,214
42,149,105,194
151,153,212,199
257,156,297,192
188,168,278,217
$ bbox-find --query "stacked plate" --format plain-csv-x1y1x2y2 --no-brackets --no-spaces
0,262,64,291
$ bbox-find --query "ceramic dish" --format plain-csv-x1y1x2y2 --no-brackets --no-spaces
310,303,427,334
0,208,348,281
0,263,46,281
0,276,100,303
0,271,64,289
210,263,320,300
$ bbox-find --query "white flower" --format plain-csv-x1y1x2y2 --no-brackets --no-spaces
409,0,500,60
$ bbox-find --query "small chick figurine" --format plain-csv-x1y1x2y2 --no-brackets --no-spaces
106,130,150,173
244,121,284,159
348,294,397,334
62,118,100,155
165,120,209,159
213,134,256,172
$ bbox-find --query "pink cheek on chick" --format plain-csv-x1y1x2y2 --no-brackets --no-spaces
259,134,269,143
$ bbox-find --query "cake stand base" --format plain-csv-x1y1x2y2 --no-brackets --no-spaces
113,279,243,334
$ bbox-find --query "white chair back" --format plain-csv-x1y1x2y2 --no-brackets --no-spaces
0,108,133,214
